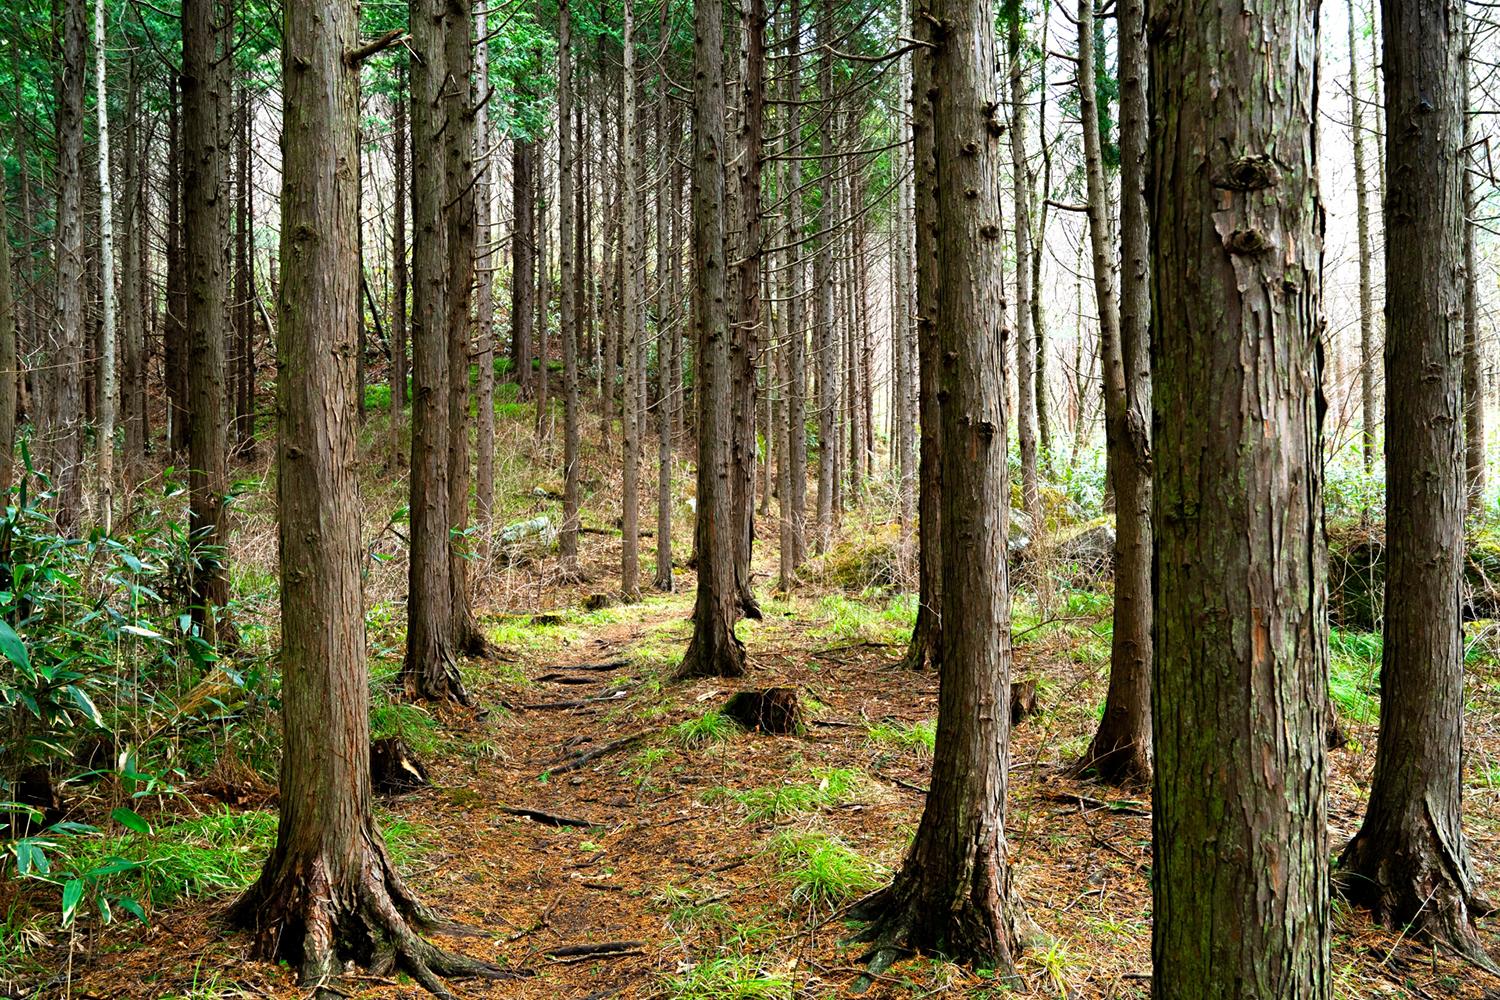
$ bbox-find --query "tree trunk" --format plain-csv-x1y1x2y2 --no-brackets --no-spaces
234,79,255,456
403,0,466,704
510,140,535,399
392,81,409,434
1462,36,1483,516
1071,0,1152,785
1149,0,1330,994
1339,0,1494,965
233,5,504,990
855,0,1023,972
558,0,583,576
535,153,550,437
1007,0,1038,551
653,89,675,593
899,0,941,673
677,0,746,681
184,0,233,644
443,0,486,659
620,0,642,602
474,26,495,523
92,0,117,530
165,77,189,459
0,138,15,495
120,57,145,483
1348,0,1378,473
1031,0,1053,469
48,0,87,531
781,0,808,584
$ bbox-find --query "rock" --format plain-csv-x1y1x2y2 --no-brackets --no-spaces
1053,522,1117,585
1328,525,1500,630
722,688,804,735
370,737,430,795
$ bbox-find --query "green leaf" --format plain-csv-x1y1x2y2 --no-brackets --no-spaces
61,879,83,926
14,839,49,875
115,897,147,924
65,686,105,728
110,807,152,836
0,618,30,671
96,895,112,924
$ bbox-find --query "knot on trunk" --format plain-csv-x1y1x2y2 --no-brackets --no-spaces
1213,154,1280,192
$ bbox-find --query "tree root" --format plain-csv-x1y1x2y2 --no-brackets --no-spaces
232,838,526,999
1066,734,1152,786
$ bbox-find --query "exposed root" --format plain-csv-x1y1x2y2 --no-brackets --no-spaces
1067,733,1152,786
402,644,471,706
675,613,746,679
232,839,526,999
897,622,936,672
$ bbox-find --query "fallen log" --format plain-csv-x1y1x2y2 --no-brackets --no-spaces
535,673,607,685
540,658,632,673
545,941,645,959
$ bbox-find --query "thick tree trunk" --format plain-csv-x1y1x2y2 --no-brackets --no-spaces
403,0,467,704
510,140,535,399
558,0,583,576
1339,0,1495,966
48,0,86,531
234,7,504,991
1348,0,1378,473
1149,0,1330,994
856,0,1023,971
184,0,233,644
620,0,642,602
1072,0,1152,785
677,0,746,681
899,0,941,673
94,0,116,532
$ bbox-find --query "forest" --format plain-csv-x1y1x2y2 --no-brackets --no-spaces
0,0,1492,996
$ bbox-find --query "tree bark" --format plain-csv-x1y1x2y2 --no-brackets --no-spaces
621,0,642,602
899,0,941,673
0,137,15,496
510,140,535,399
653,88,675,593
1462,35,1484,516
812,0,837,556
1349,0,1378,473
1149,0,1330,994
392,80,409,433
1339,0,1495,966
184,0,233,644
93,0,117,532
233,5,503,990
780,0,808,585
1007,0,1038,549
559,0,583,577
165,77,189,459
855,0,1023,971
403,0,467,704
677,0,746,681
1071,0,1152,785
474,23,495,523
48,0,86,531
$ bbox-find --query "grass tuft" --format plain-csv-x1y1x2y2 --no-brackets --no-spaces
664,955,794,1000
770,830,885,912
714,768,864,822
669,710,739,749
866,718,936,755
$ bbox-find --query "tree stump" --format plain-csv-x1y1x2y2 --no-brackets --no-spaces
723,687,804,735
370,737,430,794
1010,679,1040,725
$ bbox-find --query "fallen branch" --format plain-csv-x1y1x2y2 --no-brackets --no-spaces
520,688,632,711
545,941,645,959
535,673,607,685
539,658,632,673
497,806,597,828
1043,792,1151,817
541,731,650,776
874,770,929,795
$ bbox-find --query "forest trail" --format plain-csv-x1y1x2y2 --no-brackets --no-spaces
51,569,1500,999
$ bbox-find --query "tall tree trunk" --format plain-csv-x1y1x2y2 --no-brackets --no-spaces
165,77,189,458
234,78,255,455
1072,0,1152,784
444,0,486,659
1149,0,1330,993
474,30,495,523
1007,0,1038,547
0,138,15,495
1462,35,1483,515
392,81,409,433
899,0,942,672
184,0,233,644
403,0,466,704
1339,0,1495,965
654,89,675,593
780,0,808,584
854,0,1023,971
48,0,86,531
94,0,116,531
620,0,642,601
233,4,504,988
677,0,746,681
558,0,582,576
121,56,145,485
733,0,766,617
1031,0,1053,468
812,0,837,555
510,140,535,399
535,152,550,437
1348,0,1378,472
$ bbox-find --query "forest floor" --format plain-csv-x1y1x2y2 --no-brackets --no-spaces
9,400,1500,999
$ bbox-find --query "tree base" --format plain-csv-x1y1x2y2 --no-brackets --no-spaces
231,838,520,998
675,620,746,679
1067,731,1152,786
897,626,935,672
402,643,471,706
1338,810,1498,971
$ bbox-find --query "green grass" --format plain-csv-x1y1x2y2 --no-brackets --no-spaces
770,830,885,912
1329,628,1381,723
669,710,739,749
664,956,795,1000
866,718,936,755
713,768,864,822
810,593,915,645
370,701,446,757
